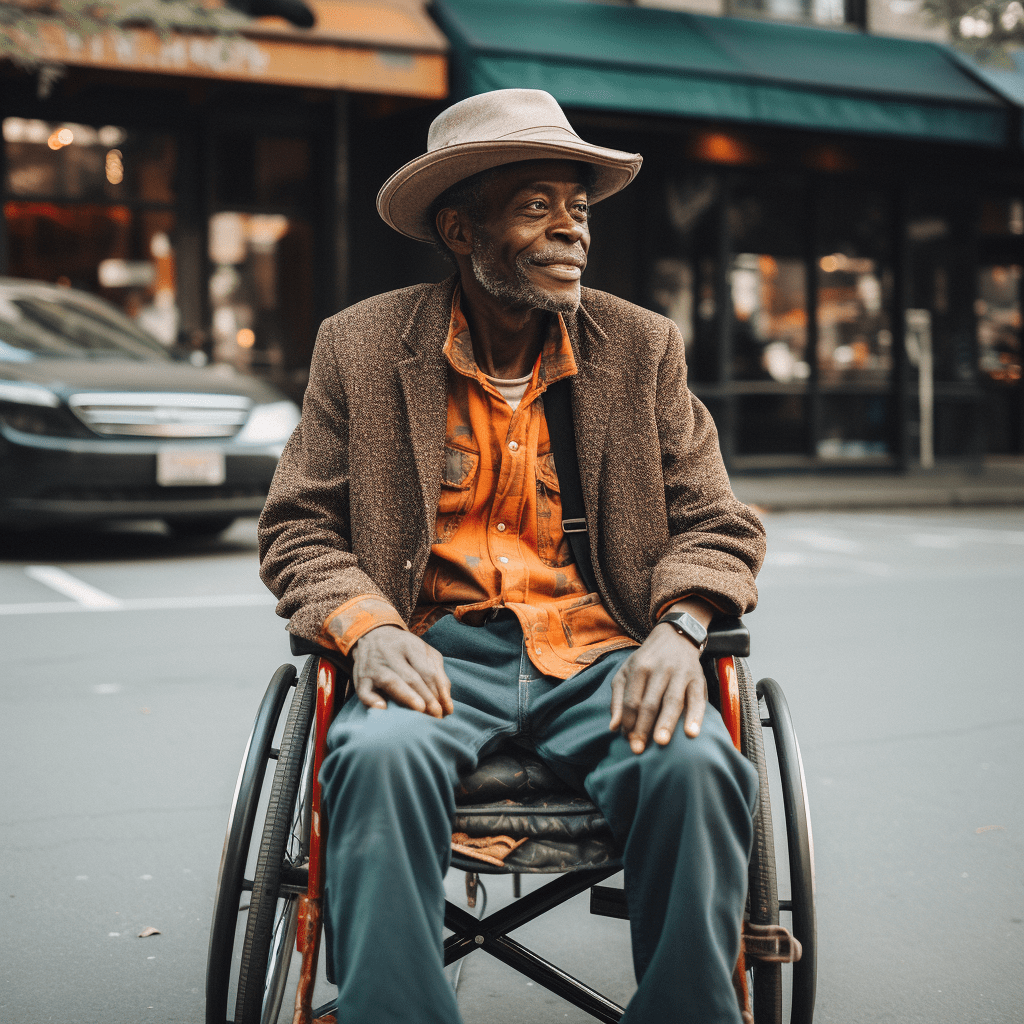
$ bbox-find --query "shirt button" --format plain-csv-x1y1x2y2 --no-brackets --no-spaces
508,440,519,452
499,556,509,564
496,523,506,532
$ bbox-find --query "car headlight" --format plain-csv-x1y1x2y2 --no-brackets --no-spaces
235,400,301,445
0,380,90,437
0,381,60,407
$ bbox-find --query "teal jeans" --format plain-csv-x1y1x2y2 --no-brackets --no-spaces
319,612,758,1023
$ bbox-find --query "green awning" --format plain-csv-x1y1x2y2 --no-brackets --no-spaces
431,0,1012,146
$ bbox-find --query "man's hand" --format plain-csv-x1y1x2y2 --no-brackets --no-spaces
350,625,454,718
609,598,713,753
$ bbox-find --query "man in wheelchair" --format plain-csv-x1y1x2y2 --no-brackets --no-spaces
258,89,767,1023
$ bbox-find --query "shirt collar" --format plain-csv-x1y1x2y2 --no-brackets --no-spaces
443,285,578,389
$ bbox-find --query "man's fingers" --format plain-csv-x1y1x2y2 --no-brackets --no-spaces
372,672,430,714
608,666,628,731
627,668,670,754
682,676,707,738
652,676,687,745
619,665,651,751
407,647,454,716
354,677,388,710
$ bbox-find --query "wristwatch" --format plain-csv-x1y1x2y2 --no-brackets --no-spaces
658,611,709,654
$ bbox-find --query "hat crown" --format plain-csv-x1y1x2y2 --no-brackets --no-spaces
427,89,581,152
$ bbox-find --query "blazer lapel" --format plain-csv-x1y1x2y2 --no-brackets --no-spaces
396,280,453,529
564,309,617,526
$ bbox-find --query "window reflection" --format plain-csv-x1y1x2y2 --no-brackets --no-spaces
731,253,808,382
647,174,721,383
727,0,846,25
208,212,313,390
977,265,1022,384
817,252,892,383
3,118,176,203
4,203,178,344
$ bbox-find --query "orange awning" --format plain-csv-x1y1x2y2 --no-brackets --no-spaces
14,0,447,98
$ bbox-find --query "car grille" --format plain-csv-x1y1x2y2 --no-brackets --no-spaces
67,392,252,438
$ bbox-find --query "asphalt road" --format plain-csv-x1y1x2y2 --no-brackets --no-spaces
0,509,1021,1024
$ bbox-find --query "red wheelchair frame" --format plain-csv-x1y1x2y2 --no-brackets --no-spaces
207,619,816,1024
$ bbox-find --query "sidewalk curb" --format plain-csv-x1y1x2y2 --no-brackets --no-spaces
731,477,1024,513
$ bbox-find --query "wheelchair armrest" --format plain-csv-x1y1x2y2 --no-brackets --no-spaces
704,616,750,658
289,634,354,674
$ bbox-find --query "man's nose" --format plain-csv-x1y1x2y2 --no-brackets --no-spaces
549,205,587,243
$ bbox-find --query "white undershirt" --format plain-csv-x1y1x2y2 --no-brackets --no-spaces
484,371,533,411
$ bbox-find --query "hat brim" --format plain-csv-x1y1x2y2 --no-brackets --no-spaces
377,138,642,242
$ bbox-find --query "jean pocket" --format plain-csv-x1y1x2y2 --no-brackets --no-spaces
435,443,479,543
535,451,573,567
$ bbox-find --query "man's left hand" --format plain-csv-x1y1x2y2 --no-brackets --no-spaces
609,598,713,753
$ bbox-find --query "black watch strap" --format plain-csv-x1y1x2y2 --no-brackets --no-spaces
658,611,709,653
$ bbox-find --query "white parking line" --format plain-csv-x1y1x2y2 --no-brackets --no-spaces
24,565,124,608
0,592,275,616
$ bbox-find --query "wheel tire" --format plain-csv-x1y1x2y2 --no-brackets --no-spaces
736,657,782,1024
206,664,297,1024
165,516,237,538
758,677,817,1024
235,658,317,1024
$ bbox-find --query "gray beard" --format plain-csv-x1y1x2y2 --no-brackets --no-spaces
470,236,582,315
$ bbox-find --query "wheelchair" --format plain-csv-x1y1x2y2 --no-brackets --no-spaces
206,617,816,1024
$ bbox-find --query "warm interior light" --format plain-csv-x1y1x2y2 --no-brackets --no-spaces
105,149,124,185
236,328,256,349
56,128,74,145
692,132,753,165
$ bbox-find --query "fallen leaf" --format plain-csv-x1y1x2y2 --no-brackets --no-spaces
138,926,161,938
976,825,1006,834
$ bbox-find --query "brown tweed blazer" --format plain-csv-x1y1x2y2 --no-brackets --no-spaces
258,276,765,645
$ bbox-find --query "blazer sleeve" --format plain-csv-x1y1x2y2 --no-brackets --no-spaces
258,319,396,642
648,320,766,620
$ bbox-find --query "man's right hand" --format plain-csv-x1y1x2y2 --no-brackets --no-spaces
349,625,454,718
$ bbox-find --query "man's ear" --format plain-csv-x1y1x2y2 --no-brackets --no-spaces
436,208,474,257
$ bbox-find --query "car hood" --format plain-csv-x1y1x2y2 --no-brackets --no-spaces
0,357,286,405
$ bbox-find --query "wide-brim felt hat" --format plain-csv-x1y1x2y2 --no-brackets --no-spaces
377,89,643,242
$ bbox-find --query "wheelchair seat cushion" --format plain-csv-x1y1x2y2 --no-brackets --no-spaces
451,748,619,873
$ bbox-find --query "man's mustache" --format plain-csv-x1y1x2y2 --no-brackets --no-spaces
524,248,587,270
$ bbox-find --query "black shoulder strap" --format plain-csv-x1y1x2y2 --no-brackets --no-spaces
544,377,599,596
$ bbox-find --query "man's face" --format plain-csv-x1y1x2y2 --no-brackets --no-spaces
468,161,591,315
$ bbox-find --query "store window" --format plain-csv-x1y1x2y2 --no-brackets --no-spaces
647,173,721,384
976,264,1022,453
3,118,180,346
729,176,809,455
816,185,893,459
726,0,846,26
4,118,176,203
212,133,311,208
4,204,178,344
207,212,313,386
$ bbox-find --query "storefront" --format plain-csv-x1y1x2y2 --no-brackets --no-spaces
410,0,1024,468
0,0,448,400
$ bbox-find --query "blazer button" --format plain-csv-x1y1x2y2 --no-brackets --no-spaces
404,560,412,569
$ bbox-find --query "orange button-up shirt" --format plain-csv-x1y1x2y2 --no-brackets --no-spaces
323,292,639,679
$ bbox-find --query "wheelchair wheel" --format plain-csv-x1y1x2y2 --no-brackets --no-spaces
235,656,317,1024
736,657,783,1024
758,677,816,1024
207,663,297,1024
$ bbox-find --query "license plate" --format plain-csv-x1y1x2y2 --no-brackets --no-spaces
156,449,226,487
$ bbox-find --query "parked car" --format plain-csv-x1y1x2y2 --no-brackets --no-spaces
0,277,300,535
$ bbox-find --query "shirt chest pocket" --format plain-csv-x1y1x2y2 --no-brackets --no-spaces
535,452,573,567
435,443,479,544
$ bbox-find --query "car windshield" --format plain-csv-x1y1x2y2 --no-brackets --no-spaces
0,289,170,362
